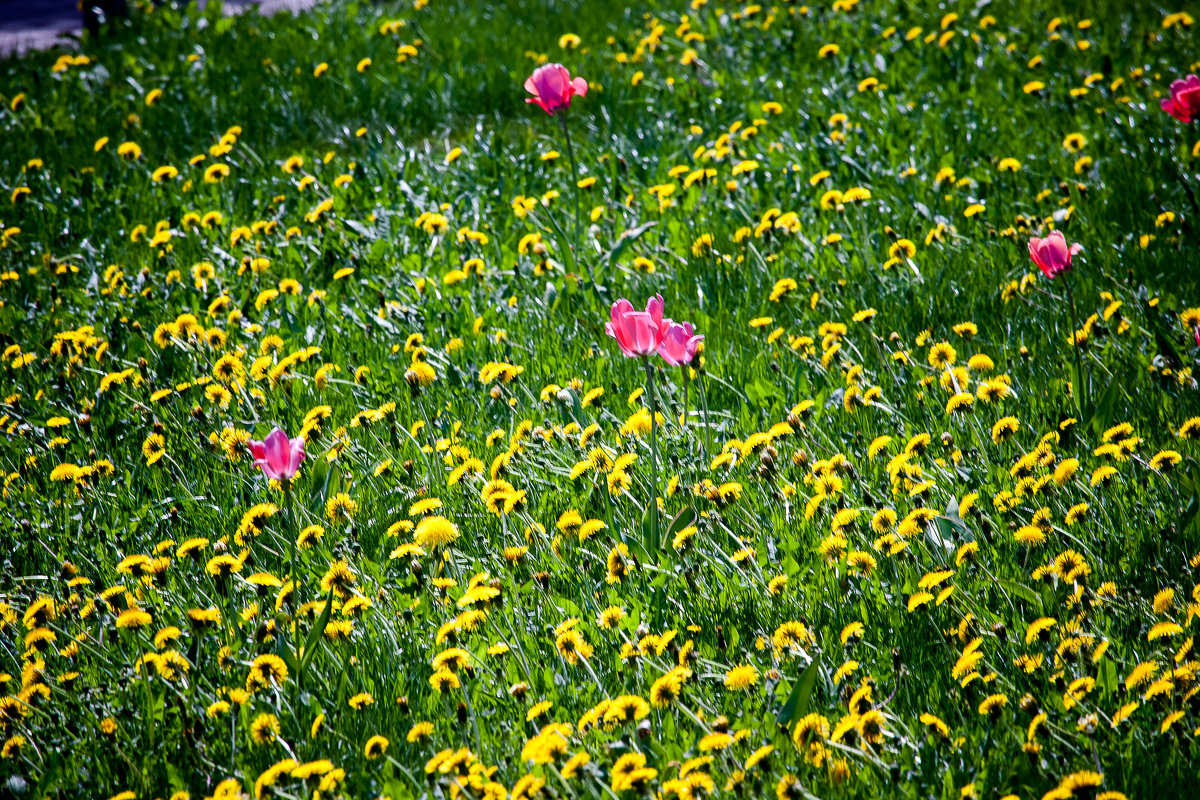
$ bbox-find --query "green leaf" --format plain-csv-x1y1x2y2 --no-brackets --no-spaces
1086,377,1123,437
276,638,299,675
567,388,586,428
299,591,335,678
605,221,658,267
777,658,820,727
997,579,1041,611
1069,357,1087,418
1098,658,1119,697
641,502,660,557
927,516,961,554
664,506,697,546
308,462,340,517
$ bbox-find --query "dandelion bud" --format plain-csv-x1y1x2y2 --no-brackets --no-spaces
490,386,503,400
940,432,954,449
791,449,808,467
456,702,468,725
761,445,777,468
396,696,409,714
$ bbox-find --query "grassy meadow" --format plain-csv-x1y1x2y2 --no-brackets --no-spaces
2,1,1200,799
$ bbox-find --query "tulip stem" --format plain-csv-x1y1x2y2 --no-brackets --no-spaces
558,113,593,288
643,358,660,556
1062,275,1090,417
681,365,689,437
283,478,301,683
698,369,712,461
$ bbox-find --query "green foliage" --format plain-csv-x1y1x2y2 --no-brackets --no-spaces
0,1,1199,800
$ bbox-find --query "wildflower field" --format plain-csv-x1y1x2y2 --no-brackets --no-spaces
3,0,1200,798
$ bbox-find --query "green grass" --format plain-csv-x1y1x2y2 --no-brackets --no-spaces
2,1,1200,799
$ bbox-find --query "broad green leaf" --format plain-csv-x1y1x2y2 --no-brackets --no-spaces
299,591,335,678
777,658,820,727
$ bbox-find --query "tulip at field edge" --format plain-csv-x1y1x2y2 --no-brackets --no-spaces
1161,74,1200,123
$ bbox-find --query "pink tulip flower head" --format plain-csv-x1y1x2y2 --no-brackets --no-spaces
658,320,704,366
607,295,669,358
248,427,305,481
525,63,588,116
1028,231,1083,279
1161,74,1200,123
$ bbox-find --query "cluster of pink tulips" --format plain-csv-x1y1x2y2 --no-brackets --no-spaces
604,295,703,552
606,294,703,366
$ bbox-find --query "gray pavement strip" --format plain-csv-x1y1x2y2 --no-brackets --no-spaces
1,0,323,58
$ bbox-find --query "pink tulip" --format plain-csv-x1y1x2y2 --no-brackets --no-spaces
248,427,305,481
524,63,588,116
607,295,669,358
658,321,704,366
1161,74,1200,123
1028,231,1083,279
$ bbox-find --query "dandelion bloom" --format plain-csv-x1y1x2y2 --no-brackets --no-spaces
524,63,588,115
606,295,669,358
657,320,703,366
1160,74,1200,123
1028,231,1082,279
247,427,305,481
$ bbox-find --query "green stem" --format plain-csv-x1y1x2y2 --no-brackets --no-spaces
697,370,712,461
680,365,689,436
1062,274,1089,418
559,113,593,287
643,359,660,557
461,681,485,759
283,479,302,689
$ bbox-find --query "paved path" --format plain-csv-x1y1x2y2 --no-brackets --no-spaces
1,1,321,57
